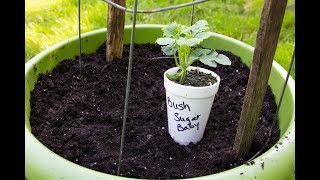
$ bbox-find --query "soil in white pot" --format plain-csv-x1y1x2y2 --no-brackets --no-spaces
171,69,217,86
29,43,279,179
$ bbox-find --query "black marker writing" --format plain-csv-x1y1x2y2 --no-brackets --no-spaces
167,97,191,111
177,122,200,131
174,112,201,124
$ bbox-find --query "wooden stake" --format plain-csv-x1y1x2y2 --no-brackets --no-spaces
233,0,288,158
106,0,126,62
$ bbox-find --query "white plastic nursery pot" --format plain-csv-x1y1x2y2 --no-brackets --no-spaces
26,25,295,179
164,66,221,145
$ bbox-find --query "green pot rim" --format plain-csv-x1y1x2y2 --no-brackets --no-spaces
25,25,295,180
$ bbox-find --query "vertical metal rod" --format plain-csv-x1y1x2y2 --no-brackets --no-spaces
78,0,82,74
190,0,195,25
246,45,295,162
117,0,139,176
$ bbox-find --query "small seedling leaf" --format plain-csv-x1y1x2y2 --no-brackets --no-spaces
189,20,209,36
177,38,201,47
163,22,180,38
195,32,213,40
161,44,178,56
192,48,212,56
156,37,175,45
166,73,181,81
200,53,218,67
214,54,231,65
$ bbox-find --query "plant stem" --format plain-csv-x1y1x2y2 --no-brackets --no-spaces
174,53,180,67
186,58,199,67
179,68,187,84
177,45,190,84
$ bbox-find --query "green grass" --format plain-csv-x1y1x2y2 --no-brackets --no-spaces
25,0,295,78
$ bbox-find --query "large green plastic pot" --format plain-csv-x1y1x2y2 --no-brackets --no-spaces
25,25,295,180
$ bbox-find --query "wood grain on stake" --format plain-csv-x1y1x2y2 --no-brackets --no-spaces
233,0,288,158
107,0,126,61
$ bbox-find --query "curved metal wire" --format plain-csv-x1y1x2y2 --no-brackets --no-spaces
101,0,210,13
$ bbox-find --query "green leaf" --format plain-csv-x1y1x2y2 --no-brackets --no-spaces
186,48,215,66
200,53,216,62
210,50,218,57
187,52,200,63
200,57,217,67
214,54,231,65
156,37,175,45
157,20,225,69
177,37,201,47
195,32,213,41
166,72,181,81
163,22,180,38
199,51,219,67
161,44,178,56
180,25,191,36
192,48,212,56
189,20,209,36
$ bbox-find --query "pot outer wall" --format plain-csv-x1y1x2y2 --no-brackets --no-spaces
164,66,221,146
25,25,295,180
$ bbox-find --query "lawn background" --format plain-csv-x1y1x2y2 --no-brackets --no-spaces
25,0,295,78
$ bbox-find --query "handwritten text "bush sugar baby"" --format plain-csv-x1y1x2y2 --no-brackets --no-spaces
167,97,201,132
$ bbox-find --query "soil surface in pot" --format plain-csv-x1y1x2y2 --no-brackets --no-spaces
171,69,217,86
30,43,279,179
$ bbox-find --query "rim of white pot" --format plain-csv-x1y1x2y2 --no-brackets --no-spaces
164,66,221,99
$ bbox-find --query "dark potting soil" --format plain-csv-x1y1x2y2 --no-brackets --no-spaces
29,43,280,179
172,69,217,87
